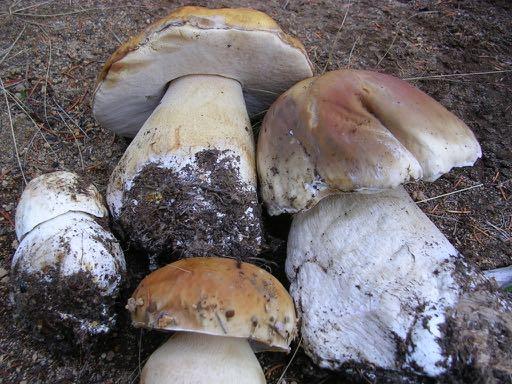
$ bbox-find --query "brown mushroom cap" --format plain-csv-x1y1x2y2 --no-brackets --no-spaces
257,69,482,215
127,257,297,352
93,6,313,137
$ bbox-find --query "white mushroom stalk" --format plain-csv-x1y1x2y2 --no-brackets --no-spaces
141,334,265,384
93,6,313,260
287,188,512,378
257,70,512,380
12,172,126,340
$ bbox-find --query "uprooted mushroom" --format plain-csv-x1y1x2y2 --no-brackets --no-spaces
257,70,512,380
126,257,297,383
92,6,313,262
12,171,126,341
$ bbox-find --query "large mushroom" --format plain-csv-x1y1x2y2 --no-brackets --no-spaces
93,6,313,260
126,257,297,383
12,171,126,340
257,70,512,380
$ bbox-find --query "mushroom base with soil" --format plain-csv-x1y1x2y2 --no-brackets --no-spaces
141,333,265,384
108,75,262,259
286,187,512,380
12,210,125,342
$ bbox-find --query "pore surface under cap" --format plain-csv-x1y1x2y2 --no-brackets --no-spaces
128,257,297,351
93,6,313,137
258,70,482,215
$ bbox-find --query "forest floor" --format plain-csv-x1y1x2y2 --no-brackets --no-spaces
0,0,510,383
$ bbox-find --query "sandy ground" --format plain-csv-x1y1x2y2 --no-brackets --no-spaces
0,0,510,383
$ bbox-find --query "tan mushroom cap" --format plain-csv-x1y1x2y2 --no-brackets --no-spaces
93,6,313,137
257,69,482,215
127,257,297,352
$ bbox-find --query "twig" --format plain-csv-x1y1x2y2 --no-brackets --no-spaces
0,25,26,65
43,35,52,128
416,183,483,204
3,5,151,18
55,109,85,170
277,336,302,384
245,88,280,95
52,95,89,137
4,88,58,160
375,11,438,68
322,2,351,74
0,76,27,184
346,36,359,68
167,265,191,273
10,0,55,13
404,69,512,81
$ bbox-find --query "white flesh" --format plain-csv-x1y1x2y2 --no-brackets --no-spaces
286,187,467,376
141,333,266,384
107,74,257,218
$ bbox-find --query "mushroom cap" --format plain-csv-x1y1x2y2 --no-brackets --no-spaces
128,257,297,352
15,171,108,240
257,69,482,215
93,6,314,137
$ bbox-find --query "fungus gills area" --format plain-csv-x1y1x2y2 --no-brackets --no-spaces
119,149,262,259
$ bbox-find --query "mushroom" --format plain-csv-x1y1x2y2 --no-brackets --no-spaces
257,70,512,379
12,172,126,340
126,257,297,383
93,6,313,260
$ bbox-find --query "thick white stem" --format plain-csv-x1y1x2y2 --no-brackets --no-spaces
141,333,265,384
286,186,504,377
107,75,262,257
108,75,256,216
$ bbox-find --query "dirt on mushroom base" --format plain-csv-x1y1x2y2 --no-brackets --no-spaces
118,149,263,262
10,267,119,352
439,260,512,383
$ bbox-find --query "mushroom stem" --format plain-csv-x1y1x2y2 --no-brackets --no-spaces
286,186,512,378
108,74,262,257
141,332,265,383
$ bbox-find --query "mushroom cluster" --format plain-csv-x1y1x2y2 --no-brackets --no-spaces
10,5,512,384
93,6,313,261
257,70,512,380
12,171,126,340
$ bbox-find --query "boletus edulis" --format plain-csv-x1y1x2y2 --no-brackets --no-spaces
12,171,126,341
257,70,512,381
93,6,313,262
126,257,297,384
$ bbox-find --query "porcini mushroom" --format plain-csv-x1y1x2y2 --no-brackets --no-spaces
257,70,512,380
126,257,297,383
93,6,313,260
12,172,126,340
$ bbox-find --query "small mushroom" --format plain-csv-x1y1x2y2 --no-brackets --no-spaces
257,70,512,380
12,172,126,340
127,257,297,383
93,6,313,260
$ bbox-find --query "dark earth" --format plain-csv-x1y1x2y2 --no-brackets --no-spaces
119,149,262,263
0,0,510,383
